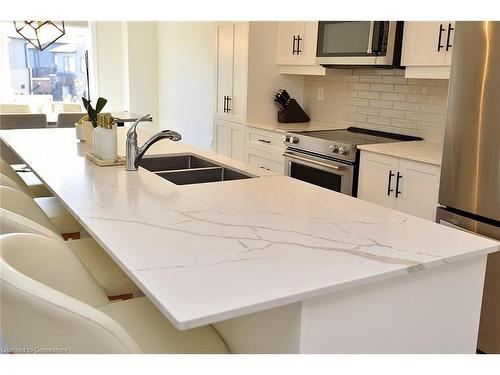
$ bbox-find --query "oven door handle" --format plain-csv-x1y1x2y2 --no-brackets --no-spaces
283,153,345,171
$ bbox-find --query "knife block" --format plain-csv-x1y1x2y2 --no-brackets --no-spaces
277,99,310,123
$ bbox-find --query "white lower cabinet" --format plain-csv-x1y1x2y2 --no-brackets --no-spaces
244,127,285,174
213,119,245,161
358,151,441,221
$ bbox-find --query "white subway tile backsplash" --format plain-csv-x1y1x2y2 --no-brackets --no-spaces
359,75,383,83
358,91,381,99
358,106,380,116
368,100,392,109
370,83,394,92
392,102,419,111
303,69,449,141
380,92,406,102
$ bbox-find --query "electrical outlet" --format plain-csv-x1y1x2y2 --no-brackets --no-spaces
317,87,324,102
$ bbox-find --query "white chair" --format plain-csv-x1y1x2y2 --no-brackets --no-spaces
0,233,229,354
0,156,51,198
0,188,138,298
0,104,31,114
0,168,81,236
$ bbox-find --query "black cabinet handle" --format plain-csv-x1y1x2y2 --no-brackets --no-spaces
292,35,297,55
446,23,454,51
437,24,445,52
226,96,231,112
395,172,402,198
387,170,395,196
258,139,271,144
223,96,227,113
296,35,302,55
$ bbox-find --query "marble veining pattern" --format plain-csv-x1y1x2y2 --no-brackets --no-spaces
1,128,498,329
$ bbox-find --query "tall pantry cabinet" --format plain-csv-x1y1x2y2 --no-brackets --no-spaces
213,22,303,160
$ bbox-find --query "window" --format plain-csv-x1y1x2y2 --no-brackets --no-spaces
0,22,91,121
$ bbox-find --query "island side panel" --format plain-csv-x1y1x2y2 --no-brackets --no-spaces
299,255,487,353
213,302,302,353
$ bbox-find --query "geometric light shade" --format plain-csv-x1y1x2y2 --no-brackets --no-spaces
13,21,65,51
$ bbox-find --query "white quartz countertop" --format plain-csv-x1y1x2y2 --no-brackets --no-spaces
357,140,444,166
1,128,497,330
244,120,344,133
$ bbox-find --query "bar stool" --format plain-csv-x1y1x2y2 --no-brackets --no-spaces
0,187,138,298
0,233,228,354
0,157,51,197
0,167,82,238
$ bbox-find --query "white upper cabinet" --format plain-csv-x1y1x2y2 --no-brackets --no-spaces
276,21,325,75
276,22,304,65
215,22,248,122
402,21,455,79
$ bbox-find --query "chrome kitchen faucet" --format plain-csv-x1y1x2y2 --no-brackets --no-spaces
126,114,182,171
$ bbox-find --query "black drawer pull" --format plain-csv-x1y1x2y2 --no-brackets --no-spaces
395,172,403,198
387,170,394,196
258,139,271,144
437,24,445,52
446,23,454,51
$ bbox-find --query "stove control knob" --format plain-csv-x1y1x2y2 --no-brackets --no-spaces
338,146,349,155
329,145,339,153
289,136,299,144
283,135,290,143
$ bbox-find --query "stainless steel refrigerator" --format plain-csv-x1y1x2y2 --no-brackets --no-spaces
436,21,500,353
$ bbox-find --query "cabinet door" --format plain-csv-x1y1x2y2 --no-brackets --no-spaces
230,22,249,122
276,22,303,65
214,120,232,157
231,125,245,161
215,24,234,117
402,22,448,66
299,21,319,66
358,151,399,209
395,159,441,221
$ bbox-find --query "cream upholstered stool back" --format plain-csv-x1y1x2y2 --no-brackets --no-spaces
0,207,60,239
0,158,35,196
0,186,58,233
0,233,142,353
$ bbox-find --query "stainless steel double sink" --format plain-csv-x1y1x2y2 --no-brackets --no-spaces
139,154,254,185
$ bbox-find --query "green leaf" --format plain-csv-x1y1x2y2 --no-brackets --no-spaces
81,97,90,110
95,97,108,114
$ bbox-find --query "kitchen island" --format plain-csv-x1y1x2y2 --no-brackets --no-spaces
1,127,498,353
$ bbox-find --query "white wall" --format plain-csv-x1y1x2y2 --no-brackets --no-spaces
92,22,159,131
125,22,158,130
157,22,215,150
92,22,126,112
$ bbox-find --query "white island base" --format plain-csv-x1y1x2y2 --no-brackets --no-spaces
214,255,487,353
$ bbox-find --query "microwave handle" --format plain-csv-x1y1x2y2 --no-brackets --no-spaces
367,21,374,54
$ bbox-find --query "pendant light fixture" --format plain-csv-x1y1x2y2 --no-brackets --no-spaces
13,21,65,51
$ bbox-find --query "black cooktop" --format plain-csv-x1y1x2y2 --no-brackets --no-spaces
297,127,422,146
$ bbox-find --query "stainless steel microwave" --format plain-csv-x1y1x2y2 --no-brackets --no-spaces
316,21,404,67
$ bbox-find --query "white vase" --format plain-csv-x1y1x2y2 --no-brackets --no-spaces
82,121,94,145
75,123,85,141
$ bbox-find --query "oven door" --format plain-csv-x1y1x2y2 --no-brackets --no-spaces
316,21,399,66
284,151,354,195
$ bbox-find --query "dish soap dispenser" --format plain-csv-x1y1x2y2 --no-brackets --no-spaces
100,115,117,161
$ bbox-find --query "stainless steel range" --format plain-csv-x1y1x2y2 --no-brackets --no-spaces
283,127,421,196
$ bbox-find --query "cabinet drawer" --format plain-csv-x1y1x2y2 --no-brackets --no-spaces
247,127,285,155
247,151,284,174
